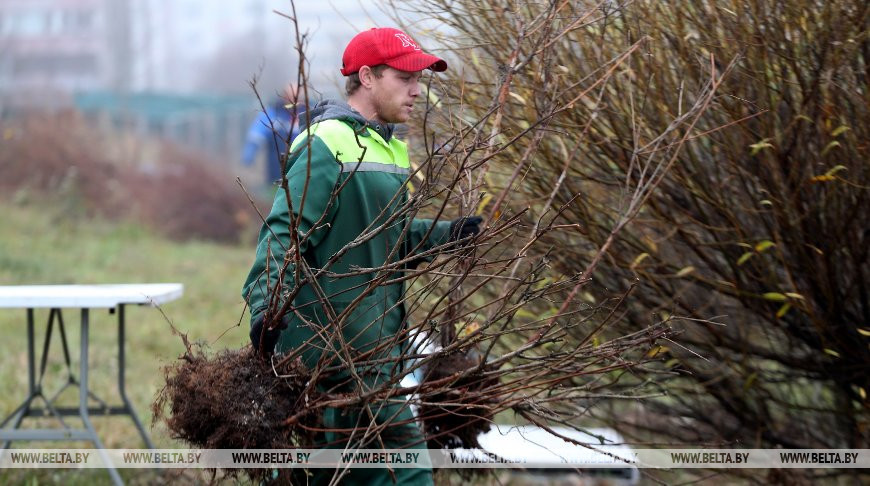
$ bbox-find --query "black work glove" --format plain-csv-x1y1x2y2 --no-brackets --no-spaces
249,314,287,355
449,216,483,242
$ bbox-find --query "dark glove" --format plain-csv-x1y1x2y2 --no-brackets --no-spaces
249,314,287,355
449,216,483,242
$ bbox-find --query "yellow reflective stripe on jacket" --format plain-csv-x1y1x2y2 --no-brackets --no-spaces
290,119,410,169
340,161,410,175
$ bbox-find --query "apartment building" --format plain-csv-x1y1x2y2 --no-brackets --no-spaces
0,0,129,99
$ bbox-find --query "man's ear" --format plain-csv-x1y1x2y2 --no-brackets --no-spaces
358,65,374,89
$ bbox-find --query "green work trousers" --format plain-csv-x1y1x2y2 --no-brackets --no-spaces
285,397,433,485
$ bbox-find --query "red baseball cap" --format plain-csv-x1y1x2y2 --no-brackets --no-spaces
340,27,448,76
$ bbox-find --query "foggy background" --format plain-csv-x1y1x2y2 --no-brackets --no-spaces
0,0,400,163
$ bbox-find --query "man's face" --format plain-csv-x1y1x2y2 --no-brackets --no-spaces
370,67,423,124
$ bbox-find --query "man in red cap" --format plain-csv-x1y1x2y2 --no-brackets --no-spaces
242,27,481,485
340,27,446,124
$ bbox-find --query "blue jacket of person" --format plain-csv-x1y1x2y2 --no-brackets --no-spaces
241,100,306,184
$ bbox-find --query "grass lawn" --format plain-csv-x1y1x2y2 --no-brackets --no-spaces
0,201,255,485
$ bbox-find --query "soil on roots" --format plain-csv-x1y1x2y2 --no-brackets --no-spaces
419,350,497,449
153,346,317,482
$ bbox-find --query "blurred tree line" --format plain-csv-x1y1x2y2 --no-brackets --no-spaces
401,0,868,482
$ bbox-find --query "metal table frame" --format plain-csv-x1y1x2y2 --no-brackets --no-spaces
0,284,184,485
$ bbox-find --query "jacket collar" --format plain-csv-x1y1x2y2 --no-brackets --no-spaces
305,99,395,142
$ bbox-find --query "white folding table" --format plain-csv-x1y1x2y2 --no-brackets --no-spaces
0,283,183,485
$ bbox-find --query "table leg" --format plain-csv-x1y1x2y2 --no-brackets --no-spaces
27,309,36,395
0,310,38,449
37,309,57,388
3,304,163,483
34,309,71,427
117,304,155,449
80,309,124,486
56,308,74,380
42,309,107,412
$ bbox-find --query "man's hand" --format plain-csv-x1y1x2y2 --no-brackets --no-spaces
249,314,287,355
449,216,483,242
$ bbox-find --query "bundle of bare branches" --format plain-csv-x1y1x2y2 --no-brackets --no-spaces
392,0,869,484
151,1,741,483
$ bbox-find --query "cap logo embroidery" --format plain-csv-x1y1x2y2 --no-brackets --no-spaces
394,33,421,51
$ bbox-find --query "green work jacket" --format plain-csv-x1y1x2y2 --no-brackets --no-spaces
241,115,452,384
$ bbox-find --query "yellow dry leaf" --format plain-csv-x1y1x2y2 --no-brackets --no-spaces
675,266,695,277
423,84,441,106
762,292,788,302
515,308,537,320
755,240,775,252
508,91,527,105
749,139,774,155
821,140,840,155
459,321,480,337
409,162,425,183
647,345,669,358
737,252,754,266
643,235,658,253
824,165,847,177
631,252,650,269
470,50,481,69
476,193,492,216
831,125,850,137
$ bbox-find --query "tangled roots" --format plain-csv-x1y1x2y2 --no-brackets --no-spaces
153,346,317,482
419,351,498,449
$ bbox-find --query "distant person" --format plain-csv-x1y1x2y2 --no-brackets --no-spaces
241,83,307,189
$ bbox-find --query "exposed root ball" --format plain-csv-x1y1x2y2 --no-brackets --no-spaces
153,346,317,480
419,351,497,449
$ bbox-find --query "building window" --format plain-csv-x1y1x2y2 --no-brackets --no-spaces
63,9,95,33
8,11,50,36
